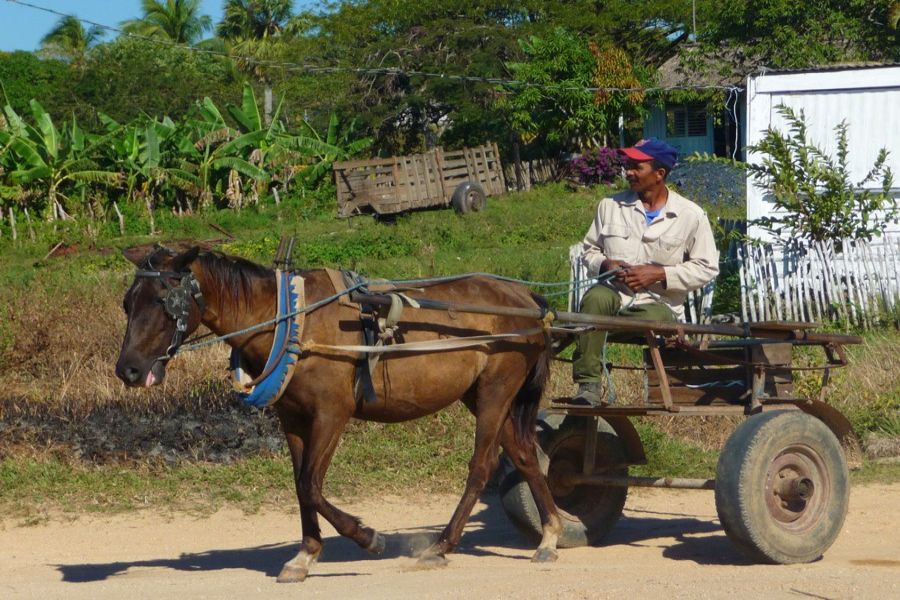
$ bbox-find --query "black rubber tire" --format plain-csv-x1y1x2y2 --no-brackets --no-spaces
715,411,850,564
498,412,628,548
451,181,486,214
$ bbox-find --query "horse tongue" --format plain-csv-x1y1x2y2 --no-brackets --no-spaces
145,370,157,387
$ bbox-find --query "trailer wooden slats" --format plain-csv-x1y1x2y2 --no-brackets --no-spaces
333,143,505,216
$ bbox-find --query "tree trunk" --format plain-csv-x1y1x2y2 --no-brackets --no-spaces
23,207,35,241
113,201,125,236
264,85,273,126
145,197,156,235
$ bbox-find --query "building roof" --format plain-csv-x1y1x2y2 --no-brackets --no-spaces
758,62,900,76
656,45,759,88
658,45,899,88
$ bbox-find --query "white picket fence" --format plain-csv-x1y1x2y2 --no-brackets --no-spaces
568,244,715,324
738,236,900,327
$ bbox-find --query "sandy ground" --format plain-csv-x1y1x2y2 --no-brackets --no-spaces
2,484,898,600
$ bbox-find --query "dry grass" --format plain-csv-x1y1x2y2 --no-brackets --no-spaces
1,273,232,417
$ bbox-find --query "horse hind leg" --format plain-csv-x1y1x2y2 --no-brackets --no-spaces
497,415,561,563
417,378,518,568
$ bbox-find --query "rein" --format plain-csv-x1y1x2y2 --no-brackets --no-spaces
143,267,623,360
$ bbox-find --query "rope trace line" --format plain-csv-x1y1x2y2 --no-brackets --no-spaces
162,267,623,357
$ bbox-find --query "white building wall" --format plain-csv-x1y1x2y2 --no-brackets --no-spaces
745,66,900,241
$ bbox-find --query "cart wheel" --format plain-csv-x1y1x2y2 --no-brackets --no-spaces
451,182,486,214
715,411,849,564
498,413,627,548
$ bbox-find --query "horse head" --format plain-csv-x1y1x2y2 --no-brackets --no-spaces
116,244,204,387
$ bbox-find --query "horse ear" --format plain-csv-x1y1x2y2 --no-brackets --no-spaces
123,244,155,266
172,246,201,272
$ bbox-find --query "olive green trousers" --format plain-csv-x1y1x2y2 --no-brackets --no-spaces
572,285,675,383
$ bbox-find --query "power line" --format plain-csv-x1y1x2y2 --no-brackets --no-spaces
6,0,744,95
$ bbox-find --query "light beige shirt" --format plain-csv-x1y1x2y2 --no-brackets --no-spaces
581,187,719,320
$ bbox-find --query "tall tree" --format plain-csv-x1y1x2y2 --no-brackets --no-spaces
121,0,213,45
39,16,104,64
217,0,294,125
704,0,900,68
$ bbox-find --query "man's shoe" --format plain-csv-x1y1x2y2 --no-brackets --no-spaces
570,382,607,407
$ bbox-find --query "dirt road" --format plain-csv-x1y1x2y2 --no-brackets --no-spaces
3,484,898,599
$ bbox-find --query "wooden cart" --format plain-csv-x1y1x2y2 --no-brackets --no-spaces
333,143,506,217
497,323,861,565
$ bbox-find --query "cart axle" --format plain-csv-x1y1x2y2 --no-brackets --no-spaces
564,474,716,490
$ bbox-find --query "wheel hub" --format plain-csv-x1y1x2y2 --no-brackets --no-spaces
765,445,829,531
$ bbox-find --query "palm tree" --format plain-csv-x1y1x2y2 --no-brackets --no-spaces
217,0,292,40
121,0,212,45
39,16,104,64
217,0,294,124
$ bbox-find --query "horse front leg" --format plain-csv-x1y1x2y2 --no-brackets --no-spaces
299,413,386,555
276,428,323,583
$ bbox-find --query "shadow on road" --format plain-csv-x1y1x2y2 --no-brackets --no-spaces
54,490,751,583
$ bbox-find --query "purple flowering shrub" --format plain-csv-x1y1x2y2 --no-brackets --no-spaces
569,147,624,185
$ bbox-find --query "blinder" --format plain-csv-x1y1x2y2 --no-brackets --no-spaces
135,269,205,359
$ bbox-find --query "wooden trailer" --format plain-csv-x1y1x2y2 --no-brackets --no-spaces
332,143,506,217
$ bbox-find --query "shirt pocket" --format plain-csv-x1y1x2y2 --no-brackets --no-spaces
600,223,633,260
651,233,686,265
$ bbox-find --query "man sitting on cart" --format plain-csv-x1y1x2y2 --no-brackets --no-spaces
572,138,719,406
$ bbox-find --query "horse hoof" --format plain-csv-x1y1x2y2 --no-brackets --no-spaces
367,531,386,555
416,553,449,569
531,548,559,563
276,565,309,583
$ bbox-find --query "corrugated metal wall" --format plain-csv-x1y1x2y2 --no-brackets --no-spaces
745,66,900,241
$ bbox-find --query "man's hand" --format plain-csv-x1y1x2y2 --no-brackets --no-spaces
617,264,666,292
600,259,630,273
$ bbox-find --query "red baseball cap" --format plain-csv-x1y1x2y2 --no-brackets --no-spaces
618,138,678,169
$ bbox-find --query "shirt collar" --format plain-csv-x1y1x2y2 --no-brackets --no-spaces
622,187,683,218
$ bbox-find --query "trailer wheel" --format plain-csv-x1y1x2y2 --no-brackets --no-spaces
498,413,627,548
451,182,486,214
715,411,849,564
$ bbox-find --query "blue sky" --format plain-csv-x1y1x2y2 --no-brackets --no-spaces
0,0,317,52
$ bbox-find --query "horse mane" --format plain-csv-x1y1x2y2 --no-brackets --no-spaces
197,251,273,313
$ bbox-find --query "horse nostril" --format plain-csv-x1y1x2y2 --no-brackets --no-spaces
123,367,142,384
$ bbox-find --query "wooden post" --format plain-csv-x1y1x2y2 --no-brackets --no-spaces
511,133,523,191
492,141,506,194
645,332,676,411
8,207,17,241
738,243,751,323
434,147,448,201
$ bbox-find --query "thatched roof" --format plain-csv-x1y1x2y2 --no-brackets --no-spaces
656,45,761,88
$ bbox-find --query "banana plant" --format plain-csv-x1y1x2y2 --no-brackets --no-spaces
177,94,270,207
292,112,373,186
0,100,120,220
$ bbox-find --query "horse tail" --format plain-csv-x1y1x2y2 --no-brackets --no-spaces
510,292,552,449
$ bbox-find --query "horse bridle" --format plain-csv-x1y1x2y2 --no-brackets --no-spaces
134,269,205,359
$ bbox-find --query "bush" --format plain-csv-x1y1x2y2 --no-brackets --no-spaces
748,105,897,243
569,147,624,185
671,154,746,207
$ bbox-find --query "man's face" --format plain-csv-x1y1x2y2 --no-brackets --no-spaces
624,159,664,193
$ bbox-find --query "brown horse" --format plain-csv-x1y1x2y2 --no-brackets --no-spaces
116,245,562,582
